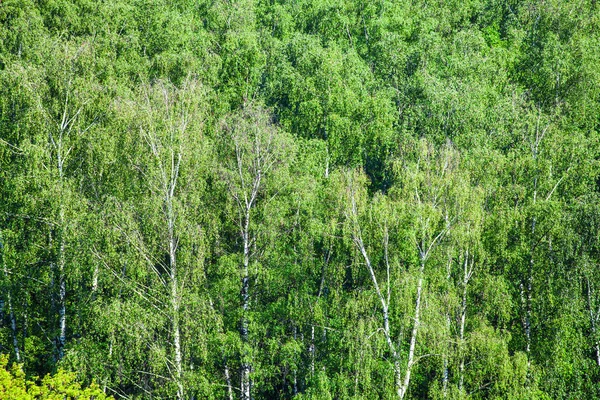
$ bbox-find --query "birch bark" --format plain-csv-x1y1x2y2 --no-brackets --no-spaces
458,249,474,396
0,236,20,362
586,278,600,367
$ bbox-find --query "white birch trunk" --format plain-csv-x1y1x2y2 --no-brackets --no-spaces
1,244,21,362
293,326,298,396
586,278,600,367
310,325,315,376
310,248,329,377
54,85,71,362
353,222,402,397
55,152,67,361
170,238,183,400
238,154,262,400
92,263,99,293
398,262,424,400
166,152,183,400
58,223,66,361
240,210,251,400
224,359,234,400
442,251,452,398
7,290,20,363
458,250,471,396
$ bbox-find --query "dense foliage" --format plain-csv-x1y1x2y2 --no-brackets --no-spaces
1,0,599,398
0,355,111,399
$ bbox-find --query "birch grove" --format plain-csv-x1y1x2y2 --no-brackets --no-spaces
1,0,600,398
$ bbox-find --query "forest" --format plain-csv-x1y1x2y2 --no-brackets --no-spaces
1,0,600,398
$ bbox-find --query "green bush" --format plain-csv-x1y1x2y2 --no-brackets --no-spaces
0,354,112,400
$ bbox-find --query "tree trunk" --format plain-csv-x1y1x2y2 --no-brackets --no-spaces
55,115,67,362
310,325,315,376
293,326,298,396
354,224,402,398
6,290,20,363
1,246,20,362
442,251,452,398
224,358,234,400
92,263,99,293
171,270,183,400
240,211,251,400
310,247,329,377
58,255,66,361
56,176,67,361
167,195,183,400
398,261,424,400
522,213,535,372
586,278,600,367
458,249,471,395
459,279,467,394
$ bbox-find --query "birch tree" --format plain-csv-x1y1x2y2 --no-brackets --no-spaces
346,172,406,398
507,106,575,373
394,140,457,399
220,103,294,400
102,77,209,399
449,183,485,397
38,40,100,362
344,140,458,399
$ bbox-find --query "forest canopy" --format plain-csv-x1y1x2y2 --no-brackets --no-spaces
1,0,600,398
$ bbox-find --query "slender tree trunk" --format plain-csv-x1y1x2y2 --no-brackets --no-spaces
56,164,67,361
58,233,66,361
55,117,67,362
172,292,183,400
224,358,234,400
171,262,183,400
225,104,278,400
325,144,329,179
354,224,403,398
525,254,533,358
92,263,99,293
91,263,99,302
398,260,424,400
310,325,315,376
240,210,251,400
586,278,600,367
458,265,467,395
167,193,183,400
51,83,89,362
293,326,298,396
310,247,328,377
526,197,536,362
522,210,536,372
22,306,27,362
6,289,20,363
523,125,543,372
1,245,20,362
442,251,452,398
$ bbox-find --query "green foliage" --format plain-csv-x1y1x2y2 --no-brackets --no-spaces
1,0,600,398
0,354,112,399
